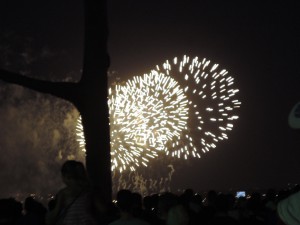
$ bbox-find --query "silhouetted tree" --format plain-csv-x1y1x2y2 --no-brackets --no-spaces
0,0,112,202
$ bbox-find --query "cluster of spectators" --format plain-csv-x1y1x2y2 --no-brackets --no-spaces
0,160,299,225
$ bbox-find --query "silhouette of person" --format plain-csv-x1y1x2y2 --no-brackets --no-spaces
277,190,300,225
45,160,97,225
109,189,150,225
18,196,47,225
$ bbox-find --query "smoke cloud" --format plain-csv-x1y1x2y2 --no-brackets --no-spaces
0,83,85,201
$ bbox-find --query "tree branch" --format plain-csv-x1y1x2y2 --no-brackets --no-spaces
0,69,80,103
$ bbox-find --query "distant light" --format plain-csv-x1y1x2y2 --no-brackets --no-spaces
76,55,241,172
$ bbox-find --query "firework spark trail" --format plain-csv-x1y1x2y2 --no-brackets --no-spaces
109,71,189,172
76,55,241,173
153,55,241,159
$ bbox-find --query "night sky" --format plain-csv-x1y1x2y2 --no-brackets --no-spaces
0,0,299,198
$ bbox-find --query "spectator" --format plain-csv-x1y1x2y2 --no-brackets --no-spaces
18,197,47,225
277,190,300,225
45,160,97,225
108,189,150,225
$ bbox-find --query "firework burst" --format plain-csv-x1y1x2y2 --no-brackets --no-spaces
76,55,241,172
156,55,241,159
108,71,189,172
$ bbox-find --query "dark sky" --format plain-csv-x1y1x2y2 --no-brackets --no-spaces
0,0,299,197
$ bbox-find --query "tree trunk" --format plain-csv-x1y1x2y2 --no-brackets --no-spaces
0,0,112,203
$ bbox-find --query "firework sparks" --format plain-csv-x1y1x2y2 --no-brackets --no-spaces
109,71,189,172
76,55,241,172
156,55,241,159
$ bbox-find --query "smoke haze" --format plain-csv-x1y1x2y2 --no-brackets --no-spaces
0,84,85,200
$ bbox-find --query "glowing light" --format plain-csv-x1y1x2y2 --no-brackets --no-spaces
76,55,241,172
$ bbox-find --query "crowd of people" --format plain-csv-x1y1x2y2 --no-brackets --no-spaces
0,160,299,225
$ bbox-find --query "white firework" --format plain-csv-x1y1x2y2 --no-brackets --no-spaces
77,71,189,172
156,55,241,159
76,55,241,172
109,71,189,172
